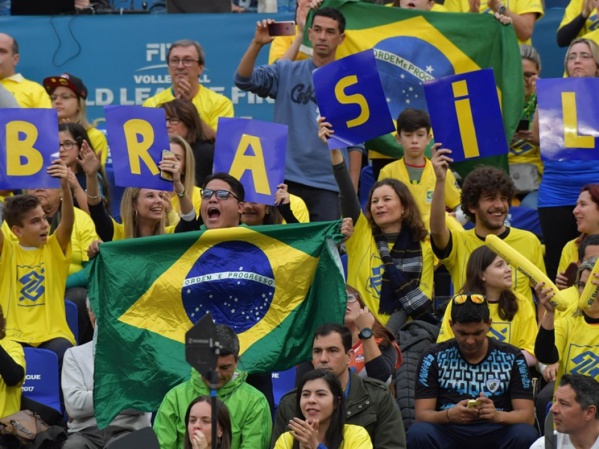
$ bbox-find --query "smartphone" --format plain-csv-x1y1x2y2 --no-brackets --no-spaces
467,399,480,408
517,119,530,131
160,149,174,182
268,21,296,36
564,262,579,287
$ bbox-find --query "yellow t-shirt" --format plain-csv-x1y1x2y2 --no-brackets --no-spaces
143,85,234,131
111,220,176,241
554,313,599,389
439,228,545,304
274,424,373,449
87,127,109,167
559,0,599,38
0,235,75,345
379,157,461,232
268,25,310,64
438,291,537,355
345,213,434,325
443,0,544,44
167,186,202,227
0,74,52,108
558,238,580,276
0,339,25,418
2,207,99,276
508,138,543,175
288,193,310,223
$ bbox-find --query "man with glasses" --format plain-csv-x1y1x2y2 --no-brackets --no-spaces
408,293,538,448
143,39,234,136
198,172,245,230
0,33,51,108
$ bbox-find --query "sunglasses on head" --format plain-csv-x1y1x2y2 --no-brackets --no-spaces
452,294,486,305
200,189,239,201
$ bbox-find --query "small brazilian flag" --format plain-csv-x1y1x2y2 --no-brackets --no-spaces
88,221,345,428
304,0,524,177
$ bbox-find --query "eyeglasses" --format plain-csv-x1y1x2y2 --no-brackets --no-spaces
200,189,239,201
59,140,78,151
452,294,486,305
347,293,358,303
566,52,594,61
166,117,181,125
51,94,77,102
167,58,199,67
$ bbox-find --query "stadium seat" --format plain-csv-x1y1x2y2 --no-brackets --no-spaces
65,300,79,344
272,367,296,409
22,348,62,414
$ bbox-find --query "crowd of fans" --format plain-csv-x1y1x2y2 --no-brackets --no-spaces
3,0,599,447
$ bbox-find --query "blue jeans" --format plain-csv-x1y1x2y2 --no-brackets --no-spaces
407,421,538,449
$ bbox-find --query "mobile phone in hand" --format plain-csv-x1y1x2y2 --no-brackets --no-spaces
268,21,296,36
160,149,175,182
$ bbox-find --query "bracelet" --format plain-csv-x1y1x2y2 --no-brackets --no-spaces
85,189,100,200
446,408,450,423
176,188,186,199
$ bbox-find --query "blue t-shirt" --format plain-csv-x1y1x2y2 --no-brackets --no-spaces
538,160,599,208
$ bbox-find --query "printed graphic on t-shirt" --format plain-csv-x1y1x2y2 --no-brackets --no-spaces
566,343,599,378
18,264,46,305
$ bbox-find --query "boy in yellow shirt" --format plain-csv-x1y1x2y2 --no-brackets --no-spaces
0,159,76,365
379,108,462,233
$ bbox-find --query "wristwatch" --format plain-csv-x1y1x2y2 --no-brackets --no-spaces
498,4,507,14
358,328,374,340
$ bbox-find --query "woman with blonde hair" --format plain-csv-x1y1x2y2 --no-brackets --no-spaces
165,134,203,227
82,139,195,247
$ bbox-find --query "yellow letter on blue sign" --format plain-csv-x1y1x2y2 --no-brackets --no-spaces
562,92,594,149
334,75,370,128
5,121,44,176
452,80,480,159
123,119,159,175
229,134,270,196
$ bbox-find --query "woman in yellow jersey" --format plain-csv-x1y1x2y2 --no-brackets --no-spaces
557,185,599,289
273,369,373,449
43,73,108,165
320,119,435,335
58,123,110,215
536,257,599,428
509,45,543,210
0,306,25,422
165,135,202,227
81,140,195,251
438,246,537,367
160,99,215,186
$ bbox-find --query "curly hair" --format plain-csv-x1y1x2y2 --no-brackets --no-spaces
460,166,514,223
365,178,428,242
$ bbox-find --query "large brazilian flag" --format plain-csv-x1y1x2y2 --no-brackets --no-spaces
305,0,524,176
88,221,345,427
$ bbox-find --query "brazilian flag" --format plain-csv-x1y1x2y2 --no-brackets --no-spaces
88,221,345,427
305,0,524,177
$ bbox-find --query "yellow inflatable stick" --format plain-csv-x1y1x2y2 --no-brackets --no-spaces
485,234,568,311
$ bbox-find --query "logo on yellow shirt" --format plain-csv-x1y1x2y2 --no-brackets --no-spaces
18,266,45,303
